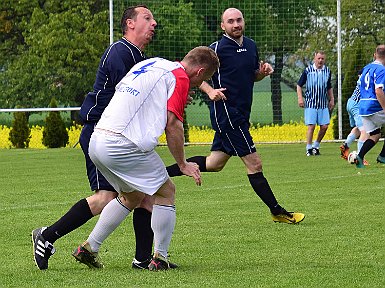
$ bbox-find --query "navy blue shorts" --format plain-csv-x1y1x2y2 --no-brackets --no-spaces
79,123,116,192
211,122,256,157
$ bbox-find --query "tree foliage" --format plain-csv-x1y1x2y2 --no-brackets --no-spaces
9,109,31,148
0,0,108,110
42,98,69,148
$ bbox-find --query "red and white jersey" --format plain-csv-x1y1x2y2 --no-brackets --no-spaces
96,57,189,151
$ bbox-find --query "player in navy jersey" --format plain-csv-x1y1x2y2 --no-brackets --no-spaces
339,73,368,164
32,5,163,270
297,51,334,156
355,45,385,168
167,8,305,224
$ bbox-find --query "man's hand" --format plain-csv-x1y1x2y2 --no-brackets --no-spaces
207,88,227,101
259,61,274,76
179,161,202,186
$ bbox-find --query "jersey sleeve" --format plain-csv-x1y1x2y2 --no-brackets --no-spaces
327,70,332,89
297,70,307,87
167,68,189,122
375,68,385,89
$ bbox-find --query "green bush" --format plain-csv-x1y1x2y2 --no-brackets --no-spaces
42,98,69,148
9,110,31,148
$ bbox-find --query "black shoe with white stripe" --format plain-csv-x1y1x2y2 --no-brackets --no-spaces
32,227,56,270
132,257,178,269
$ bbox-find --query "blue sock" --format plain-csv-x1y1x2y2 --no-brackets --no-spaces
313,141,320,149
358,140,364,153
346,133,356,147
306,144,312,150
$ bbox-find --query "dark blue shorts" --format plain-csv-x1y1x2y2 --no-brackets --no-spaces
79,123,116,192
211,122,256,157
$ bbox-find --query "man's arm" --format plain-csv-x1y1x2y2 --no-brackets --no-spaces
375,87,385,110
199,81,227,101
165,111,201,185
296,85,304,108
327,88,335,111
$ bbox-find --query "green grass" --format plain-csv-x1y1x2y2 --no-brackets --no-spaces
1,143,384,287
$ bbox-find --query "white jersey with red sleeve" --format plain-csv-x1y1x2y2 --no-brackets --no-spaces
95,57,190,152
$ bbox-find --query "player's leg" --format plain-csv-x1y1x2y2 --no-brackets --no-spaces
313,108,330,155
304,108,316,156
357,114,383,167
149,178,176,271
131,195,155,269
241,152,305,224
32,123,116,270
341,99,359,158
166,132,230,176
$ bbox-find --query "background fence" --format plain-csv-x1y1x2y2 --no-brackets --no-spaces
1,0,384,143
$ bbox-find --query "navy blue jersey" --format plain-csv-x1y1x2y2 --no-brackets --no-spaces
79,38,145,123
297,64,332,109
208,35,259,132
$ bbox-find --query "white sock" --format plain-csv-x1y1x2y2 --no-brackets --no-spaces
151,204,176,259
87,197,131,252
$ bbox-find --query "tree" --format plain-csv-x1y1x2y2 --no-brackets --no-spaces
9,109,30,148
0,1,108,117
42,98,69,148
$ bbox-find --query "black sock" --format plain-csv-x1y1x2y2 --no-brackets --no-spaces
247,172,281,214
358,139,376,159
379,140,385,157
166,156,207,177
133,208,153,262
42,198,93,243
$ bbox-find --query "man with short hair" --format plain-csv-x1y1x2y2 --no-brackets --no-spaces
72,46,220,270
32,5,160,270
297,51,334,156
355,44,385,168
167,8,305,224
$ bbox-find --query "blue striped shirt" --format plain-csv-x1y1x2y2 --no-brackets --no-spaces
298,64,332,109
350,80,360,103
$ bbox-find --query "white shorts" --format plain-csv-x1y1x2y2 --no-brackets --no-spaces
361,110,385,134
89,129,168,195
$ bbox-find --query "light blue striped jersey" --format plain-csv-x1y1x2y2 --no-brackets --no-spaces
350,80,360,103
359,60,385,116
298,64,332,109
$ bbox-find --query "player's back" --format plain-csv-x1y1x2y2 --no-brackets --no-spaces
359,60,385,116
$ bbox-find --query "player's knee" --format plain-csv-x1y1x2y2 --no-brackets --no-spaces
137,195,154,211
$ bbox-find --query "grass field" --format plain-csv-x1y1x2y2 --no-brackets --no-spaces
1,143,384,287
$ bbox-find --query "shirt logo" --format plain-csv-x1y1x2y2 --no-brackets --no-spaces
132,61,156,80
237,48,247,53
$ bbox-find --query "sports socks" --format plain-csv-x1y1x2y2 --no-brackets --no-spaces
133,208,154,262
379,140,385,157
87,197,131,252
247,172,281,214
345,132,357,147
313,141,320,149
357,140,364,153
42,198,93,244
151,204,176,259
166,156,207,177
358,139,376,159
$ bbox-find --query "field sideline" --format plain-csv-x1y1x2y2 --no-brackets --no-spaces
0,143,384,287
